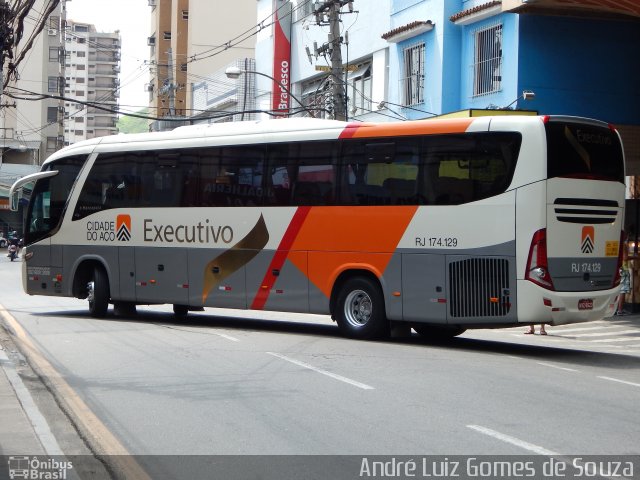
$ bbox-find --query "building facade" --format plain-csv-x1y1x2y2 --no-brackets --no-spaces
254,0,639,168
0,0,66,234
63,21,121,144
147,0,256,130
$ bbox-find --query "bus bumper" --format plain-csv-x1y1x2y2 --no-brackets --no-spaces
516,280,618,326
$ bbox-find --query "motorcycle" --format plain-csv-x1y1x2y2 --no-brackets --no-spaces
8,244,17,262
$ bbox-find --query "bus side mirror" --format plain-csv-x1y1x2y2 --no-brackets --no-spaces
10,190,20,211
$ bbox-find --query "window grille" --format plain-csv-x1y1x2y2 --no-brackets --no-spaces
402,43,425,106
472,22,502,97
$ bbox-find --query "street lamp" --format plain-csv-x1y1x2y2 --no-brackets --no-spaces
502,90,536,110
224,66,311,118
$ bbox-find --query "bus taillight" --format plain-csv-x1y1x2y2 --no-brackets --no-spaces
526,228,555,290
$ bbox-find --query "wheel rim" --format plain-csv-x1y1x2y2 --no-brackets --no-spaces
344,289,372,327
87,281,95,307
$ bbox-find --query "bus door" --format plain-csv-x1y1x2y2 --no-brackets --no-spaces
402,254,447,324
134,247,189,304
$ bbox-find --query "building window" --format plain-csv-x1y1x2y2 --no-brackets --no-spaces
47,107,58,123
182,10,188,20
76,77,85,84
49,47,59,62
347,63,372,117
472,22,502,97
77,64,86,70
48,76,59,93
295,0,314,22
75,130,84,136
75,117,84,123
76,90,85,96
49,16,59,29
402,43,425,106
77,51,86,57
302,79,329,119
46,137,57,151
163,31,171,40
77,37,86,44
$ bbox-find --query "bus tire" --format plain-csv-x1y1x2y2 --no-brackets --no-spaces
336,277,389,339
413,325,466,340
173,304,189,318
87,267,109,318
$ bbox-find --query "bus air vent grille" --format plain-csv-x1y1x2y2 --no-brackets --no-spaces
553,198,618,224
449,258,510,318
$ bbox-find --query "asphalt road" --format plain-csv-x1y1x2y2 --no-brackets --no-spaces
1,257,639,478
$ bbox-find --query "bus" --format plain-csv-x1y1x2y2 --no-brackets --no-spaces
9,115,625,339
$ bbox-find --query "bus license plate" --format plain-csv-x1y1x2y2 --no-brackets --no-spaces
578,299,594,310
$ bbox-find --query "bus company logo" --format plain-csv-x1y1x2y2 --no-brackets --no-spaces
116,215,132,241
581,226,595,254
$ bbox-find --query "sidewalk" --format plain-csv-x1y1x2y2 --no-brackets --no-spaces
0,347,47,456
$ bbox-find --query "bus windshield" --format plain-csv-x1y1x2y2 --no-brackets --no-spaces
546,119,624,183
24,156,85,245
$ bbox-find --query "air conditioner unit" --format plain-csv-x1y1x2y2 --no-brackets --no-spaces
148,0,157,6
47,28,57,36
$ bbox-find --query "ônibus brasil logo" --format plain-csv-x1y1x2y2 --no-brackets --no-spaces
117,215,131,241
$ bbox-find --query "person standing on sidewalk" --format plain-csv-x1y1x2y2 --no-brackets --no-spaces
616,253,631,315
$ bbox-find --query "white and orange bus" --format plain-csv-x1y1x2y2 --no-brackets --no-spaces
10,115,625,339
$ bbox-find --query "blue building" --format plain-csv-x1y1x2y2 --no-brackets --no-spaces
255,0,639,171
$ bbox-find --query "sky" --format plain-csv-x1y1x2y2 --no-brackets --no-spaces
64,0,151,114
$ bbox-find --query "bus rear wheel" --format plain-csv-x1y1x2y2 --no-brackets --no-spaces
336,277,389,339
413,325,466,340
173,304,189,318
87,267,109,318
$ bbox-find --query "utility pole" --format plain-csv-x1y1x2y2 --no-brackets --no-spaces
0,1,14,102
312,1,354,121
328,1,345,121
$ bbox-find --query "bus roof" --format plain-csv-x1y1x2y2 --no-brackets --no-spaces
42,115,608,167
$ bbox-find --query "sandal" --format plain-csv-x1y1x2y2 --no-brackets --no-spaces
524,330,534,334
540,331,547,335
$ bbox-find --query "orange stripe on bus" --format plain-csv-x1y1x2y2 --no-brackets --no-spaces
288,206,418,297
339,118,474,139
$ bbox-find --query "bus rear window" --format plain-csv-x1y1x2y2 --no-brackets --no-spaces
546,121,624,183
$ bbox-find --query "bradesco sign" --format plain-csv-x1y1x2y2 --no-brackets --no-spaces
84,214,234,245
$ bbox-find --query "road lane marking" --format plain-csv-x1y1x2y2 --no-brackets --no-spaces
597,376,640,388
0,305,152,480
568,329,638,338
266,352,374,390
587,336,640,343
467,425,559,455
535,361,579,372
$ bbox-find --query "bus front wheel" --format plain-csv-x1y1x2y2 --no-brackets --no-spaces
87,267,109,318
336,277,389,339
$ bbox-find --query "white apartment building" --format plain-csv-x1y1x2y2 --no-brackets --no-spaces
63,21,121,144
0,0,65,232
